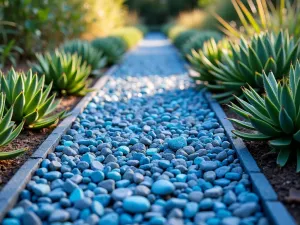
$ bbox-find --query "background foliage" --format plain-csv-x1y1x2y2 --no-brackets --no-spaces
0,0,87,56
125,0,199,25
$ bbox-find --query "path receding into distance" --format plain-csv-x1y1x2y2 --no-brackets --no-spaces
3,33,269,225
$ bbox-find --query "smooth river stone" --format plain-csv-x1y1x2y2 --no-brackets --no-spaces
151,180,175,195
123,196,150,213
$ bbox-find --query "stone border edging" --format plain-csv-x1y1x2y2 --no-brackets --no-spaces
204,92,296,225
0,65,116,222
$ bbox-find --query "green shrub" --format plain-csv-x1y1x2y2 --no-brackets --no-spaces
181,30,223,56
229,63,300,172
112,27,143,49
187,38,229,83
135,24,149,36
61,40,107,72
168,25,187,40
92,36,127,65
207,31,300,103
173,29,200,49
0,92,25,160
1,0,88,55
0,69,66,129
126,0,198,25
82,0,128,39
161,23,175,36
32,50,91,96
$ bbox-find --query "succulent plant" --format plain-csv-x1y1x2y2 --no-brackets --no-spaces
181,31,223,56
187,38,230,83
208,31,300,103
0,93,25,160
229,62,300,172
32,50,91,96
61,40,107,72
92,36,126,65
0,69,67,129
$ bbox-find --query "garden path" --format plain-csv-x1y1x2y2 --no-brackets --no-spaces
2,33,268,225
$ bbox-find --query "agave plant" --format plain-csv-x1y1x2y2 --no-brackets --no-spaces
0,93,25,160
0,69,66,129
61,40,107,72
181,31,223,56
187,38,230,83
208,31,300,103
32,50,91,96
216,0,300,39
92,36,126,65
229,62,300,172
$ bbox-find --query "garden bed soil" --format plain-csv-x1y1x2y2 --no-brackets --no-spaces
224,106,300,224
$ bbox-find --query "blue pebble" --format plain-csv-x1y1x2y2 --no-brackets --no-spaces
91,171,105,183
152,180,175,195
176,174,187,182
158,160,171,169
64,141,73,147
99,213,119,225
146,148,158,156
184,202,198,218
149,216,166,225
123,196,150,213
116,179,130,188
3,218,20,225
81,153,95,164
120,213,133,225
225,172,242,181
94,194,111,207
199,198,213,210
8,207,24,218
168,136,187,150
32,184,50,196
214,178,231,187
117,146,130,155
69,188,84,203
21,211,42,225
200,161,218,171
91,201,104,216
107,171,121,181
44,171,61,181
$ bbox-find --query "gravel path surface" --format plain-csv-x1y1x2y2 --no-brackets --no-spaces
2,33,268,225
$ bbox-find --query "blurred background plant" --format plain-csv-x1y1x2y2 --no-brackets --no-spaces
176,9,208,29
1,0,87,56
215,0,300,38
126,0,199,25
81,0,128,40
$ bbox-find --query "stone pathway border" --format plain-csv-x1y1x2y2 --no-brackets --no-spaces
0,66,115,222
205,93,296,225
